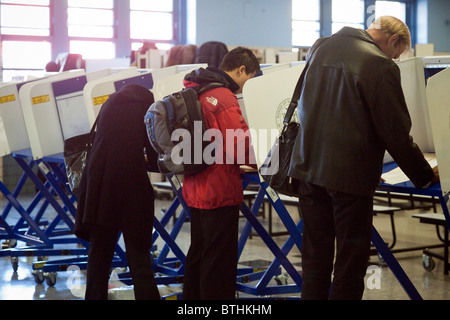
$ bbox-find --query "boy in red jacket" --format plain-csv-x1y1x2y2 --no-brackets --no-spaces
182,47,260,300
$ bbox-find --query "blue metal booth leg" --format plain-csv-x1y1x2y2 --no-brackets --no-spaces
371,227,422,300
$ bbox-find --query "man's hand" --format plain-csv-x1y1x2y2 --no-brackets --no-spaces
377,177,386,187
430,166,440,185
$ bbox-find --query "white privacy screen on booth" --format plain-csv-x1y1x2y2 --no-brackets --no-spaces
426,66,450,195
242,63,306,169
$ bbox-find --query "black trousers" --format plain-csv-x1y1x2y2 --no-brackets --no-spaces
298,182,374,300
183,205,239,300
85,224,160,300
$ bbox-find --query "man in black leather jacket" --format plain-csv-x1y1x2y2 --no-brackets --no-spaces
288,16,439,300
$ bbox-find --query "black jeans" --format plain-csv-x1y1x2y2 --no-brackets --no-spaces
85,224,160,300
298,182,374,300
183,205,239,300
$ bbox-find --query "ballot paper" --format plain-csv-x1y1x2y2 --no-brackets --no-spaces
381,153,437,185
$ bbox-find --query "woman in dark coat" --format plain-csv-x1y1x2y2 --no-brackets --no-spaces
75,84,160,300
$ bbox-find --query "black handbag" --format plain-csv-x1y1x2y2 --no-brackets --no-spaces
63,118,98,197
258,77,303,197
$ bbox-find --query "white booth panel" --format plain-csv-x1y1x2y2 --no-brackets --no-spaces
152,64,207,101
83,68,139,125
0,116,8,157
152,72,189,101
85,58,131,73
277,52,299,64
51,69,115,142
422,56,450,68
397,57,435,153
426,67,450,195
0,81,33,156
423,56,450,85
136,49,166,69
259,63,294,75
150,64,207,86
242,64,305,168
84,65,206,124
19,71,86,159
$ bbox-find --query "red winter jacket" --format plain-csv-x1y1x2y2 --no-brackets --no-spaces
181,67,256,209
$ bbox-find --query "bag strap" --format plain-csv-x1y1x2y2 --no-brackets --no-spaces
283,37,329,126
87,116,99,145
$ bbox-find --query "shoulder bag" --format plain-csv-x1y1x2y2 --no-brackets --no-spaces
63,117,98,197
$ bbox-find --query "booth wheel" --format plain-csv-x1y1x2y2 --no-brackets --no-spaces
274,273,289,286
422,254,436,272
2,239,17,249
33,270,45,284
44,272,57,287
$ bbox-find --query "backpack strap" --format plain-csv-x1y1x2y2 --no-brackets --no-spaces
163,98,175,132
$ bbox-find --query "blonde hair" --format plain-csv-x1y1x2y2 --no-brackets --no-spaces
369,16,411,52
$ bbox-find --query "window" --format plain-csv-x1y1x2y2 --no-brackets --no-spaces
292,0,321,47
67,0,115,59
130,0,174,43
70,41,115,60
2,41,51,81
0,0,51,82
375,1,406,22
0,0,50,36
332,0,365,34
292,0,414,48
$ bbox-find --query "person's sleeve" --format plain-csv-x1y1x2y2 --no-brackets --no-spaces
215,96,257,168
369,64,434,188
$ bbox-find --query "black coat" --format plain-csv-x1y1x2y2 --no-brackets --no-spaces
75,84,158,242
288,27,434,196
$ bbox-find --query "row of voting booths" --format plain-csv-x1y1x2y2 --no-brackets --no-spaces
0,64,209,293
0,54,449,299
381,56,450,275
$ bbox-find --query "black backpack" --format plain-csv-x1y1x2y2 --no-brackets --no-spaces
145,83,223,175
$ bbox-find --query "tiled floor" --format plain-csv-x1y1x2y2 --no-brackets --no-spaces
0,193,449,300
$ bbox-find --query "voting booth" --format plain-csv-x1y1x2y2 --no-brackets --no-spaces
18,70,119,160
3,57,445,297
16,64,214,290
379,60,450,276
422,56,450,194
83,64,205,125
395,56,450,192
397,57,435,153
240,61,425,299
395,56,450,154
0,80,35,156
83,68,140,126
426,66,450,195
19,71,85,159
136,49,166,69
152,64,207,100
243,63,305,168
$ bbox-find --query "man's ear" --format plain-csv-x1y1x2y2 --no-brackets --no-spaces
388,34,400,47
238,65,246,75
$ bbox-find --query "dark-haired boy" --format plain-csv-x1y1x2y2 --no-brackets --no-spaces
182,47,260,300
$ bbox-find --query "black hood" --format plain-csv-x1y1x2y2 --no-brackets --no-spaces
184,67,240,93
